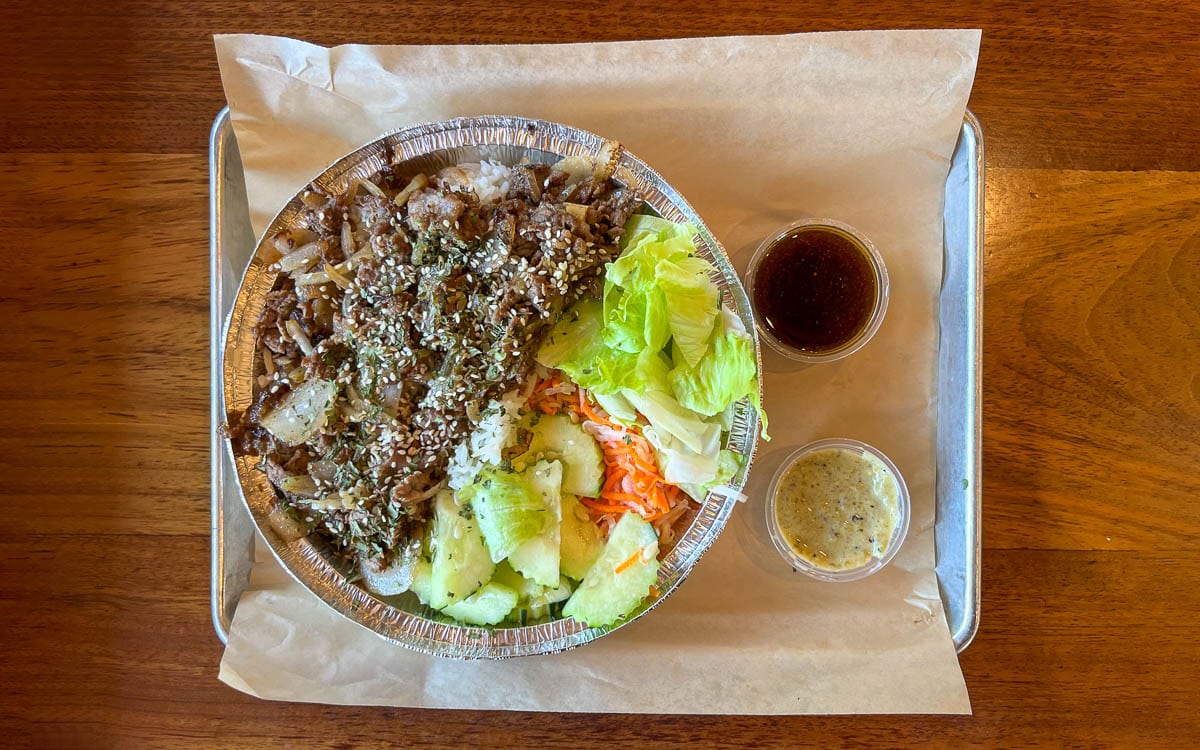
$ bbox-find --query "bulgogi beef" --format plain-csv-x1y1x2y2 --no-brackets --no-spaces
225,153,641,566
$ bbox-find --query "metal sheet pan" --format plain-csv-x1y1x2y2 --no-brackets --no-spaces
210,111,256,644
210,107,984,651
936,111,984,651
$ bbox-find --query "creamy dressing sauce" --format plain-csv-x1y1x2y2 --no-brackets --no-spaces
774,448,901,571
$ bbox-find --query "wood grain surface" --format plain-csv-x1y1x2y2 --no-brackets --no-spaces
2,2,1198,748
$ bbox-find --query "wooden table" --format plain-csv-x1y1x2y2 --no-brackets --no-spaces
3,2,1197,746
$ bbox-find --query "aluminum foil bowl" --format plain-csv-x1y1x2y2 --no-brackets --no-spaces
221,115,762,659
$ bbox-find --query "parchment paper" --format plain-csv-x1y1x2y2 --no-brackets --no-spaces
214,30,979,714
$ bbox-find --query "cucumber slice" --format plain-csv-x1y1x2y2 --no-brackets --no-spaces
490,559,541,600
440,582,519,626
528,576,573,606
429,489,495,610
560,494,604,581
468,466,549,562
562,513,659,628
520,414,604,497
409,558,432,606
494,561,572,625
507,461,562,587
505,603,550,627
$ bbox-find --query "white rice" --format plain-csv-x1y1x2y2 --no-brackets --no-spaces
446,386,526,490
460,160,512,204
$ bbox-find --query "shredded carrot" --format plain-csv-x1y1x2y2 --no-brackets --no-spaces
647,486,670,515
579,497,633,514
614,547,645,575
530,370,692,531
577,388,616,427
600,491,642,504
579,392,679,521
530,372,575,415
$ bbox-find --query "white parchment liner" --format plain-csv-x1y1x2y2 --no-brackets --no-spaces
214,29,979,714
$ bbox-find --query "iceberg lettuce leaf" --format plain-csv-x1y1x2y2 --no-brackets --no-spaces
465,467,549,563
536,297,605,369
669,329,758,417
656,256,719,368
542,213,768,480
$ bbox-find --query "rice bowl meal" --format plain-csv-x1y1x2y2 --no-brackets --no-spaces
221,116,764,657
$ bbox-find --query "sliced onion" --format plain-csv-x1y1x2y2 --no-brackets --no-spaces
323,261,352,290
301,190,326,209
307,459,337,483
295,269,331,287
392,173,429,206
273,228,317,254
279,474,319,497
564,203,589,222
340,245,375,268
550,155,593,186
411,478,448,504
358,178,387,199
284,319,314,355
339,383,369,422
258,378,337,445
592,140,619,181
279,241,325,273
267,504,308,541
359,539,421,595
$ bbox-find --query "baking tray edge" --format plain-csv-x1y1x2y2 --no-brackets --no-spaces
211,107,256,643
210,110,228,643
936,110,984,652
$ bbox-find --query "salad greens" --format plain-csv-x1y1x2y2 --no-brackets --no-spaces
539,213,767,494
669,329,760,417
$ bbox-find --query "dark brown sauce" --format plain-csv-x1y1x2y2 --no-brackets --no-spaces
753,227,877,353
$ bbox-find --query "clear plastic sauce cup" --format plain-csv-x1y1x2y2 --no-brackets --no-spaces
766,438,910,582
746,219,889,364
